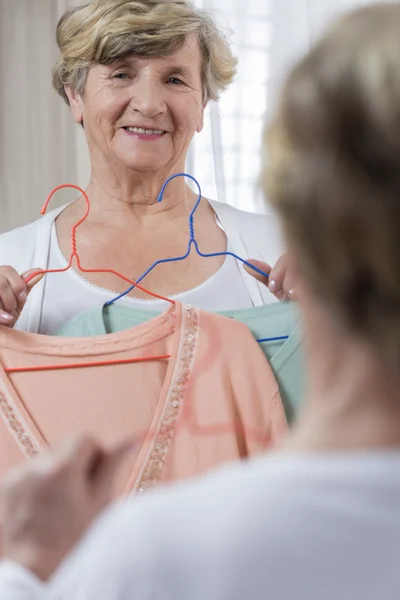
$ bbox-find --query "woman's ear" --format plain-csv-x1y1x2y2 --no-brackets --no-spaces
64,86,84,124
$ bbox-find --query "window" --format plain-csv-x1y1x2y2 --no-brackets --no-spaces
188,0,272,214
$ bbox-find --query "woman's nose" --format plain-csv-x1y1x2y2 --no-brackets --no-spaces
129,75,166,118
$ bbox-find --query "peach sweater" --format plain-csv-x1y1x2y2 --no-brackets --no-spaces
0,302,287,496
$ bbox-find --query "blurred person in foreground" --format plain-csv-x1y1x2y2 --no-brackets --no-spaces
1,3,400,599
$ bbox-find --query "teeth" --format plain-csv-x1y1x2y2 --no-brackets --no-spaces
125,127,164,135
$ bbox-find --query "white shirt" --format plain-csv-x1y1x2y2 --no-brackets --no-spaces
39,224,257,334
2,451,400,600
0,199,283,333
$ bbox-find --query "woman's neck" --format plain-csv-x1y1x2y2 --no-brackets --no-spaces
286,307,400,452
83,161,197,226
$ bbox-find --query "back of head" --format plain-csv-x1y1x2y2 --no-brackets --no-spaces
52,0,236,104
264,2,400,371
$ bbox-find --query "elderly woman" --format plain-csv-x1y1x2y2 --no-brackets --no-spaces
0,0,290,334
1,3,400,600
2,2,400,599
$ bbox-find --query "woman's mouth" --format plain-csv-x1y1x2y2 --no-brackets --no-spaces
123,126,166,139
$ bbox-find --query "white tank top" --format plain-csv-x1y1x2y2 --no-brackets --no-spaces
39,224,255,334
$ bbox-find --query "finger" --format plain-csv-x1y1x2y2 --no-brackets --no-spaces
0,267,28,305
0,267,43,326
22,269,45,291
243,259,272,287
0,274,19,315
58,434,132,481
0,304,25,327
41,435,100,484
280,263,299,301
0,310,15,326
90,441,134,498
0,266,31,325
284,280,297,301
0,305,25,327
268,255,289,297
58,434,101,473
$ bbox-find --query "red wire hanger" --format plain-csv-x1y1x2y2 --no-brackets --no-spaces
25,184,175,305
7,184,175,374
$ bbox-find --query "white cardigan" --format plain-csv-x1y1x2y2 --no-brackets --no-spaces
0,199,283,333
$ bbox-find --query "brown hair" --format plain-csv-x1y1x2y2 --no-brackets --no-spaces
264,3,400,368
52,0,237,104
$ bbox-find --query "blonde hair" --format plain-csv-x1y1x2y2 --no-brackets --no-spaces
52,0,237,104
263,3,400,369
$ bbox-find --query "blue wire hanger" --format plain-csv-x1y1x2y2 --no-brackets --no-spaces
105,172,289,343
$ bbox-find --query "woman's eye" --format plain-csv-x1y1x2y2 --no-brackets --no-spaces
113,72,129,80
168,77,184,85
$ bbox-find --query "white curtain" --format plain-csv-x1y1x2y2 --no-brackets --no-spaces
188,0,273,214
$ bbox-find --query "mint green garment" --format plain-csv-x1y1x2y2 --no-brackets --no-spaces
54,302,304,422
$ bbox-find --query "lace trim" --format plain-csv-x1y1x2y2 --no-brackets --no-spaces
0,392,40,458
137,304,199,492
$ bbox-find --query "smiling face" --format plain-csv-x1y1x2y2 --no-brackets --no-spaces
66,35,205,174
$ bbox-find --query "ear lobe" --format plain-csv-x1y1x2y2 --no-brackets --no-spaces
64,86,84,124
196,105,205,133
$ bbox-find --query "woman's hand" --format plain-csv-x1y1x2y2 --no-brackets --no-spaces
244,254,296,301
0,267,44,327
0,435,133,581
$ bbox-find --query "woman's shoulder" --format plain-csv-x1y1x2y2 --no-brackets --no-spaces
209,199,280,234
0,205,63,270
0,213,48,248
208,198,284,261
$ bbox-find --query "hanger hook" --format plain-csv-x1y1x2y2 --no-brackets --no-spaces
157,173,201,208
42,183,90,219
42,184,91,253
157,173,202,241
